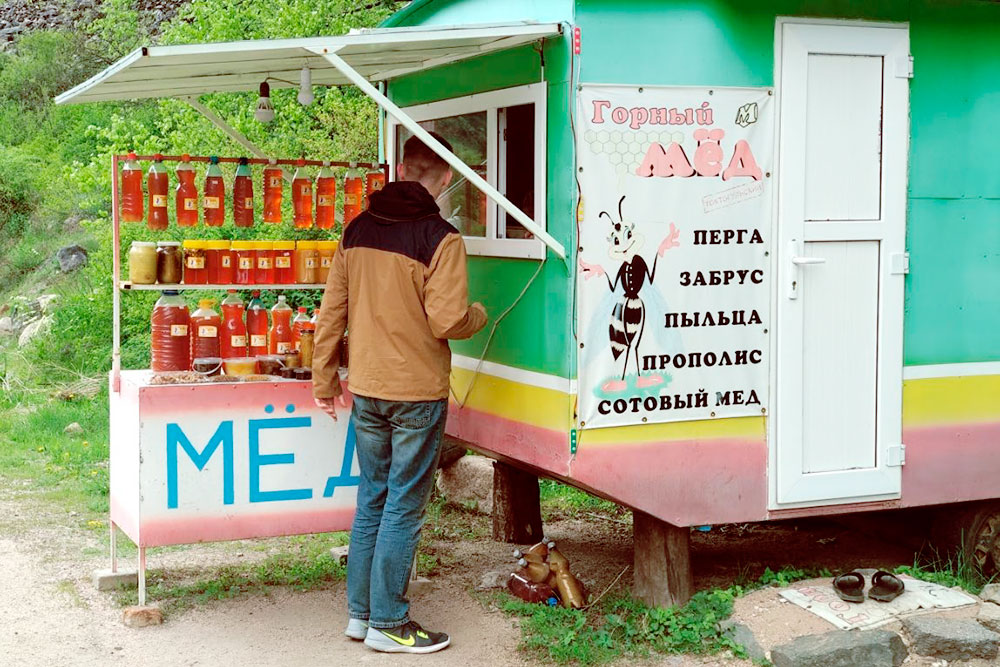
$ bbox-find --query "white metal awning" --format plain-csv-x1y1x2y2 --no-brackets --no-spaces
54,22,566,259
54,22,560,105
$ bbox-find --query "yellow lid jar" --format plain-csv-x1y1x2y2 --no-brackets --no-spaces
295,241,319,284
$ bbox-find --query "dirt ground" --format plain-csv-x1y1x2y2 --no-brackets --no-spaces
0,480,984,667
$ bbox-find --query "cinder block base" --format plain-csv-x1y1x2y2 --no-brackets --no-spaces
122,605,163,628
407,577,433,596
93,568,138,592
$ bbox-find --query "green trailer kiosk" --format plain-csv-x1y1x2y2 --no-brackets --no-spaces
57,0,1000,608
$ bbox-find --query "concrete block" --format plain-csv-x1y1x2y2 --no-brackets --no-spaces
329,545,349,565
122,606,163,628
720,619,767,662
978,602,1000,633
475,569,509,592
904,615,1000,661
771,630,906,667
980,583,1000,605
93,568,137,592
407,577,433,597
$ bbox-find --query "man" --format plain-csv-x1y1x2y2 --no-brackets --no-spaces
312,132,488,654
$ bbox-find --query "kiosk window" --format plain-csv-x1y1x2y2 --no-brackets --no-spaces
389,83,546,259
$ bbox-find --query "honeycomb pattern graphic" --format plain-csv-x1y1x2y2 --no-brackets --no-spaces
583,129,686,175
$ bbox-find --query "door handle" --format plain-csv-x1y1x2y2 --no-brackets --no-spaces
787,241,825,300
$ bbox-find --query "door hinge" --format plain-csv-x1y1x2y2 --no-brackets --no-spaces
887,444,906,467
890,252,910,275
895,55,914,79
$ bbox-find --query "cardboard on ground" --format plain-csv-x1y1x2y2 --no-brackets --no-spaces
779,575,978,630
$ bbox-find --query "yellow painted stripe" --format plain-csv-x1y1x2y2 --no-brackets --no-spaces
449,366,570,431
581,416,766,447
903,375,1000,427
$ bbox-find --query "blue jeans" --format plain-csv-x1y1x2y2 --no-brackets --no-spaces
347,395,447,628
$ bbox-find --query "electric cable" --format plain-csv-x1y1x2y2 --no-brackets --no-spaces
449,259,546,409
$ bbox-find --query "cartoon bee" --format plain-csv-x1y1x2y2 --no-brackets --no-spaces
580,195,680,393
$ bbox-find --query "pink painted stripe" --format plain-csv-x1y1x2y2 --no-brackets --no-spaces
447,404,569,475
569,436,768,526
110,494,141,544
137,508,356,547
901,420,1000,508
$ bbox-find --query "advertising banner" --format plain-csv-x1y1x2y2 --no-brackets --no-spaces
576,85,773,429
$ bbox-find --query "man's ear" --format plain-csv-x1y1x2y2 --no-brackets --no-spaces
441,168,454,190
397,163,407,181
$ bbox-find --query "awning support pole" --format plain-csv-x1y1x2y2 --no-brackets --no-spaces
182,96,269,160
312,48,567,261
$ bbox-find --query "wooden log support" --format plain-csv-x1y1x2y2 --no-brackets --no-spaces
491,461,543,544
633,510,694,608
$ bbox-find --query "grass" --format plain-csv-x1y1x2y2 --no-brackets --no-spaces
112,533,349,614
895,551,989,595
539,479,626,522
487,565,835,666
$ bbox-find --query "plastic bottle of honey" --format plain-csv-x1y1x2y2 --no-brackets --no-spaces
120,151,144,223
547,542,570,572
175,157,198,227
219,291,247,359
292,160,313,228
150,290,190,371
343,168,364,227
553,569,586,609
269,295,294,354
315,163,337,229
233,157,254,227
263,161,283,224
513,548,544,565
147,156,169,231
365,170,386,209
191,299,222,362
292,306,311,349
246,290,269,356
203,156,226,227
526,537,551,560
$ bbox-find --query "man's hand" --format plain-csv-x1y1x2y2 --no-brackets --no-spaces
314,395,348,421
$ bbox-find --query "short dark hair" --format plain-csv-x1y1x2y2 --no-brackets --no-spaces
402,131,453,181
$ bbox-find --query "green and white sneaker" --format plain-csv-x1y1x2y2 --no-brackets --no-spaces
364,621,450,654
345,618,369,640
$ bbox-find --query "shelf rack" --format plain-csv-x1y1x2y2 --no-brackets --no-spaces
111,152,387,391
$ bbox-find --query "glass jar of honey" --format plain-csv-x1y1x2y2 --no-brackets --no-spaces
232,241,256,285
156,242,182,284
316,240,338,284
128,241,157,285
205,240,233,284
183,239,207,284
273,241,295,284
254,241,274,284
295,240,319,284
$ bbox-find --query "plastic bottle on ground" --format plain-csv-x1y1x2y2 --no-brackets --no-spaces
120,151,144,223
175,156,198,227
507,572,559,606
150,290,190,371
526,537,551,560
517,558,551,584
269,295,294,354
553,569,586,609
246,290,269,356
190,298,222,361
220,290,248,359
203,157,226,227
547,541,570,573
146,156,169,231
513,548,544,565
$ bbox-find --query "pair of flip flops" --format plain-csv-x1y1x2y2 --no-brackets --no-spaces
832,570,905,603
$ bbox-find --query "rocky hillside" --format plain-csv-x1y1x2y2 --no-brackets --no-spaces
0,0,190,45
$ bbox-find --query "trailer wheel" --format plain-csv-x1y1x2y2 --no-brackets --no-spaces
931,501,1000,581
966,503,1000,580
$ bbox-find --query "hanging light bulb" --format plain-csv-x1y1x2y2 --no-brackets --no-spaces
254,81,275,123
297,65,314,106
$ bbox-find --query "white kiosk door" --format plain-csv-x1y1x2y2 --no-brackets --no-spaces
773,21,910,505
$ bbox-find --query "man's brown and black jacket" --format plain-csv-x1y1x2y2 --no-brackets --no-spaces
312,181,487,402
